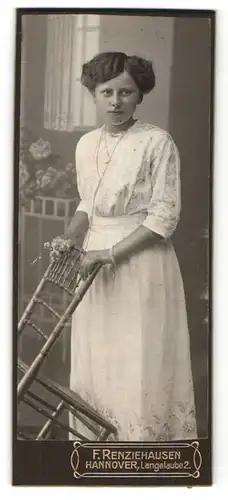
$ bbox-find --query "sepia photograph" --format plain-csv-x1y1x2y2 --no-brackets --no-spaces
13,9,214,486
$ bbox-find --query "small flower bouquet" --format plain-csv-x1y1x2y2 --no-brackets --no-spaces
19,129,77,206
44,237,74,261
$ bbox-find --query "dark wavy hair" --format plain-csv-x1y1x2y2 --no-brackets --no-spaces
81,52,156,97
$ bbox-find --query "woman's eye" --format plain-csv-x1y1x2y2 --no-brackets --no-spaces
101,90,132,97
121,90,132,96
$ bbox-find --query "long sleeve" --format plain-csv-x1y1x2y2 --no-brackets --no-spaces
142,134,181,239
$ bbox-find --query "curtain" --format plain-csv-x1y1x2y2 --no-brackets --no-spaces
44,14,100,131
20,16,28,129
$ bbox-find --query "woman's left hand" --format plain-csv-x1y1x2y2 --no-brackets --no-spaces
80,250,112,280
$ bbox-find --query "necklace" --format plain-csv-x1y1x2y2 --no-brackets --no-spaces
96,126,128,178
83,125,130,251
103,132,124,165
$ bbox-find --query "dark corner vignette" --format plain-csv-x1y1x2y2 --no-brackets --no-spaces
13,8,215,487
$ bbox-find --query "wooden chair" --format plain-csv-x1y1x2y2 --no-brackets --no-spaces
17,245,116,441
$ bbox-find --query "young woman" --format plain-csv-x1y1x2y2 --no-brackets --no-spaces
53,52,197,441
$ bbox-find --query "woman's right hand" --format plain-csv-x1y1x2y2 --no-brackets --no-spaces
44,234,74,260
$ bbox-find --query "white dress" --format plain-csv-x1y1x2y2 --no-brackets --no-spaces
69,120,197,441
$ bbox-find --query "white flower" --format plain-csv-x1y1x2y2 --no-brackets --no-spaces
29,138,52,160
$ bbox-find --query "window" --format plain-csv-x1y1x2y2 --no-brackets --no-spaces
44,14,100,131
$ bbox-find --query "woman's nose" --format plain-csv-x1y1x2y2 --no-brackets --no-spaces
110,93,121,107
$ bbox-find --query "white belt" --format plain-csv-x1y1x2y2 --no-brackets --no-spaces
90,214,145,228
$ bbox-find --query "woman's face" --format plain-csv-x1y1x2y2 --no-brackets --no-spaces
94,71,141,128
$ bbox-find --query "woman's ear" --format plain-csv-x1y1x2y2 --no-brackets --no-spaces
137,92,143,104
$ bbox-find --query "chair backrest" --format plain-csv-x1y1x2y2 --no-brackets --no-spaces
17,246,116,440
